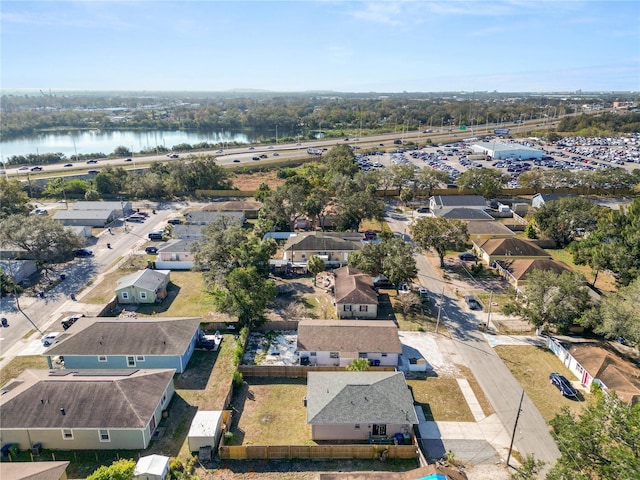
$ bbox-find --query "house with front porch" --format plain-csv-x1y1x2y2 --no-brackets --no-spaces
495,258,572,290
297,320,401,367
282,232,362,267
306,371,418,441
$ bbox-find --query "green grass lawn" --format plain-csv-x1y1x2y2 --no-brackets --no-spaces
136,271,216,318
545,248,617,293
0,355,49,387
494,345,588,422
408,376,475,422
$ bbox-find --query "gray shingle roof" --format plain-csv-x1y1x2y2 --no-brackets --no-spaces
307,372,418,425
475,238,551,257
433,207,494,221
431,195,486,208
0,369,174,429
297,320,401,354
283,232,362,252
333,266,378,305
156,239,195,254
45,317,200,356
115,269,170,291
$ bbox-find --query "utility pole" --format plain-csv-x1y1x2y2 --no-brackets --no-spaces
435,287,445,334
506,390,525,467
486,290,493,329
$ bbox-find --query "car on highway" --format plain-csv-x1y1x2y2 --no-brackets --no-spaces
61,314,84,330
273,152,279,156
234,159,241,163
74,248,94,257
145,246,159,254
30,166,43,171
87,169,99,174
459,252,477,261
252,156,260,161
124,158,132,162
248,146,255,150
549,373,579,399
18,166,30,170
86,159,98,164
259,154,268,159
41,332,61,347
64,163,73,167
215,149,223,153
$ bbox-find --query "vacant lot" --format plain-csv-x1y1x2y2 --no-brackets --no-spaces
494,345,588,422
267,276,336,321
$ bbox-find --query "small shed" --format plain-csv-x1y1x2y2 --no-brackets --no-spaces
188,410,223,452
133,454,170,480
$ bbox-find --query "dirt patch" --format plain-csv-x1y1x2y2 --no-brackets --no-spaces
266,275,336,321
231,170,285,191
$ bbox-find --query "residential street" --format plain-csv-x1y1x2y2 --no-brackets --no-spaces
0,204,180,369
384,204,560,470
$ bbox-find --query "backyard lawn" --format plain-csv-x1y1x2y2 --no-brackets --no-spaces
228,377,312,446
494,345,589,422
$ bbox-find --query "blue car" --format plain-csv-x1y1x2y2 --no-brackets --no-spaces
549,373,578,399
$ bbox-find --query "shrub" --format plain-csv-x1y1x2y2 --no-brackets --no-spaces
233,370,244,386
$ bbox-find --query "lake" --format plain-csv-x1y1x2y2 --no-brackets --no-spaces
0,129,258,160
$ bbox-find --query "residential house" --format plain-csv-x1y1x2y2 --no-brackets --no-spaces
115,269,170,304
201,200,262,219
282,232,362,267
44,317,201,373
333,266,378,319
72,201,132,217
154,239,196,270
184,211,244,226
134,455,170,480
431,207,494,221
0,462,70,480
306,371,418,441
496,258,572,290
65,225,92,241
472,238,551,265
465,221,516,241
171,224,205,241
429,195,487,211
0,369,174,450
547,338,640,405
0,259,37,284
297,320,401,367
53,209,115,227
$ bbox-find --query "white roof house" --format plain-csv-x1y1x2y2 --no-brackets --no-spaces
188,410,224,452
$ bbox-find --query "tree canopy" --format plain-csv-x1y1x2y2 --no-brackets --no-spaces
0,178,30,219
454,167,507,199
410,216,468,268
532,197,606,247
548,389,640,480
348,237,417,287
0,214,83,266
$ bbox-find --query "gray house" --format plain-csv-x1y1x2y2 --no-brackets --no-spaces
429,195,487,211
44,317,201,373
306,371,418,441
297,320,401,367
115,269,170,304
0,369,174,450
184,211,245,226
53,209,115,227
154,239,196,270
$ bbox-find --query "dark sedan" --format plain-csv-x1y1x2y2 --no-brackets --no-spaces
549,373,579,399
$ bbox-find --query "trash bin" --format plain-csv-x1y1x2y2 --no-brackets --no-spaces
31,443,42,455
60,274,66,280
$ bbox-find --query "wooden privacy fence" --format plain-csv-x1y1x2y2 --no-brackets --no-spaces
238,365,396,378
219,444,417,460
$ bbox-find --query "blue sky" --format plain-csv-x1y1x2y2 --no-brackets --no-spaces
1,1,639,92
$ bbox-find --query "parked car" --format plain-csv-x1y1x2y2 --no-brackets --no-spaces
167,218,182,225
459,252,477,261
126,214,146,222
549,373,579,399
464,295,481,310
1,318,8,327
41,332,60,347
61,314,84,330
373,276,393,288
363,231,377,240
74,249,93,257
148,231,167,241
145,246,159,254
416,207,430,213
